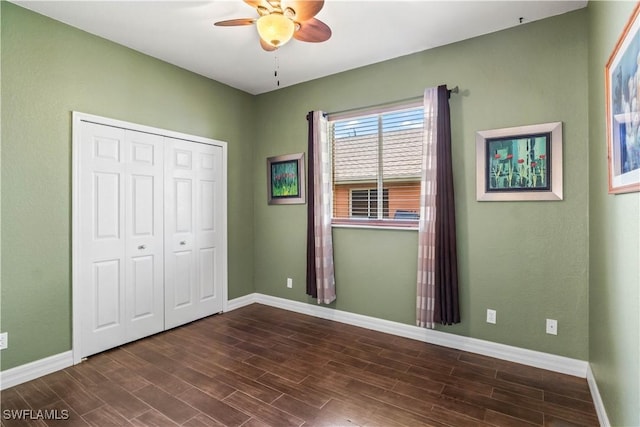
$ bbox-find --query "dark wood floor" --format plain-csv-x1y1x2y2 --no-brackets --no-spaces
1,304,599,427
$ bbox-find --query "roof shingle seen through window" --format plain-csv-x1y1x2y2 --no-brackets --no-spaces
333,127,423,182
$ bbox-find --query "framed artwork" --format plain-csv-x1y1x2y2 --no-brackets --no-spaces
266,152,306,205
606,3,640,194
476,122,563,201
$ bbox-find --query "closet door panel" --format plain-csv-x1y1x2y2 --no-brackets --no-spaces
165,138,223,328
94,172,121,240
199,247,216,300
196,162,220,308
79,123,127,357
165,138,197,328
194,144,223,318
124,130,164,342
93,259,121,330
173,250,194,307
175,179,194,233
131,255,155,318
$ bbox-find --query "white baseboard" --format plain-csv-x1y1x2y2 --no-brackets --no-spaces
0,293,590,393
0,351,73,390
228,293,589,378
587,364,611,427
225,293,257,312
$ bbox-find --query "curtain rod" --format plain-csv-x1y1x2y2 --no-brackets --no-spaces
327,86,458,118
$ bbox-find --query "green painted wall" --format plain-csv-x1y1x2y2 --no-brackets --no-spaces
253,9,590,360
588,2,640,425
3,2,638,419
0,2,256,370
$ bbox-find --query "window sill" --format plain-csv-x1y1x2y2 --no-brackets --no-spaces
331,219,419,231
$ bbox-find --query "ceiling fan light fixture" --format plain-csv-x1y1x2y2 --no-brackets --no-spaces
256,13,294,48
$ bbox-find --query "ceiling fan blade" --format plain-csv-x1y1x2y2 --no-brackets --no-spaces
244,0,270,8
214,18,256,26
260,38,278,51
293,18,331,43
284,0,324,22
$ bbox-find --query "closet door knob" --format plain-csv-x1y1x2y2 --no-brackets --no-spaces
138,245,146,250
180,241,186,245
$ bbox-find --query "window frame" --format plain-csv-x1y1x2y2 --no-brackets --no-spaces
328,100,423,230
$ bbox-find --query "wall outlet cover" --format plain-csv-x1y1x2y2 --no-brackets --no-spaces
486,309,497,324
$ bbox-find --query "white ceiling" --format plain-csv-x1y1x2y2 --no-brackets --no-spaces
12,0,587,95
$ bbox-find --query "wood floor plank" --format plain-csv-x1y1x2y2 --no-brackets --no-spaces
56,390,105,417
1,303,598,427
242,355,309,383
541,402,599,426
182,414,226,427
309,398,397,427
82,405,133,426
491,387,545,412
267,394,322,424
164,365,236,400
325,360,398,389
484,409,540,427
442,385,544,425
454,368,544,400
256,372,332,409
392,381,486,421
132,384,199,424
125,360,194,396
13,378,65,410
176,388,250,427
211,369,282,404
427,405,492,427
407,365,494,396
341,346,412,372
83,382,150,420
223,391,304,427
40,404,89,427
130,410,180,427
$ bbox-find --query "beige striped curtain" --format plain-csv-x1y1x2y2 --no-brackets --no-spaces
416,87,439,328
306,111,336,304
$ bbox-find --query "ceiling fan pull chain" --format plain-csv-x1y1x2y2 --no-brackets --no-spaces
274,54,280,87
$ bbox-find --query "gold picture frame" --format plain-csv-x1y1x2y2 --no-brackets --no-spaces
606,3,640,194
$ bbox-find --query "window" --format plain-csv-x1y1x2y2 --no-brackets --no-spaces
329,104,423,227
350,188,389,218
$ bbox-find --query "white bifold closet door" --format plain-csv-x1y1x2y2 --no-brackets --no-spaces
78,123,165,357
77,121,225,359
164,138,224,329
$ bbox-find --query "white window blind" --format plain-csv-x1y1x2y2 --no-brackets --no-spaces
329,104,424,226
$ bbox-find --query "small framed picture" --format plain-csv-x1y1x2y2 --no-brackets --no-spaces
476,122,563,201
266,152,306,205
606,3,640,194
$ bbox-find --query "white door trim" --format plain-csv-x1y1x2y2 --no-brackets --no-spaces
72,111,228,365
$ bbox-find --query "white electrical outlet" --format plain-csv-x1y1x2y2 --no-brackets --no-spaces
287,278,293,289
0,332,8,350
486,309,496,324
546,319,558,335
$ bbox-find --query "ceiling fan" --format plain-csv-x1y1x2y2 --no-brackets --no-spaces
214,0,332,51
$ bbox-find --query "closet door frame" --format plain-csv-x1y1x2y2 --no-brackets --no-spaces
71,111,228,365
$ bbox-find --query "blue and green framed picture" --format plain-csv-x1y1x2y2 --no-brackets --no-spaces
476,122,563,201
267,152,306,205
